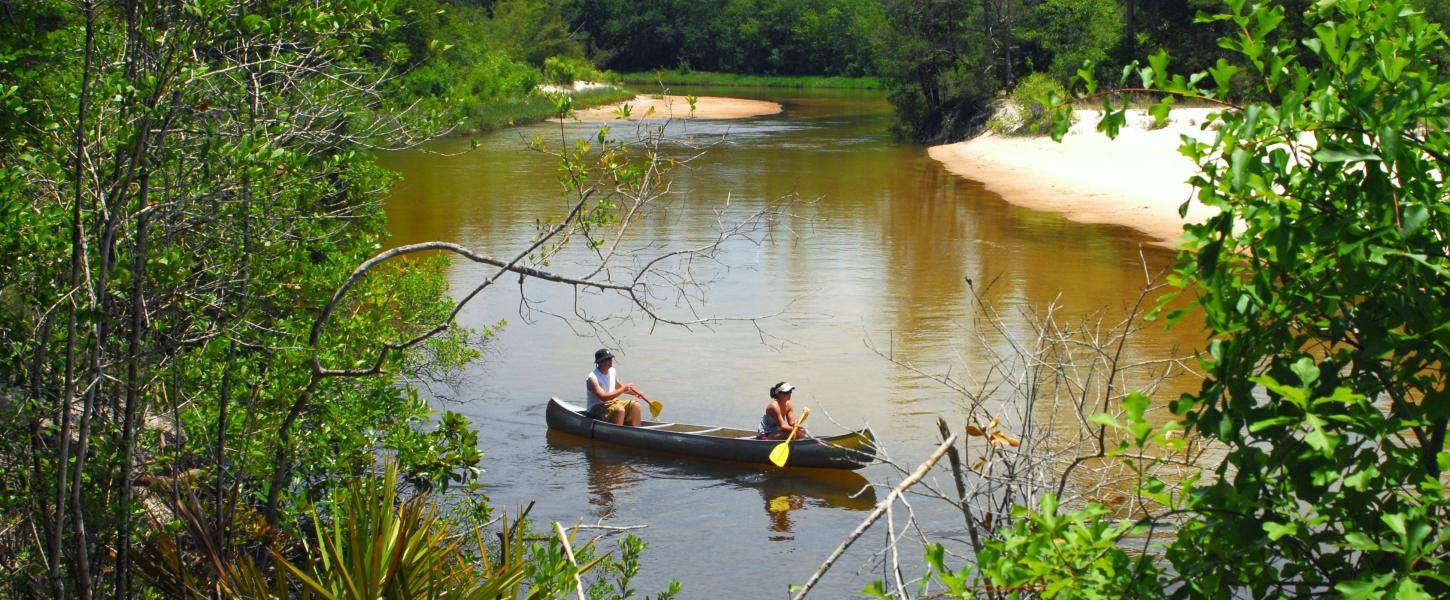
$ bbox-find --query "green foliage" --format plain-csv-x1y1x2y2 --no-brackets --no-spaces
543,55,614,86
362,0,627,133
620,70,882,89
0,0,494,594
136,461,677,599
488,0,588,67
281,461,520,600
567,0,884,76
987,73,1067,135
939,497,1152,599
909,0,1450,596
923,0,1450,597
1021,0,1123,83
878,0,998,142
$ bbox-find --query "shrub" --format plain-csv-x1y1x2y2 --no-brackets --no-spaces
987,73,1065,135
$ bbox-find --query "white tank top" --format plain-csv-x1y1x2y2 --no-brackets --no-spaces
585,367,617,412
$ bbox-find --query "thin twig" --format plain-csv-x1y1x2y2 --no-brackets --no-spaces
553,521,588,600
792,435,957,600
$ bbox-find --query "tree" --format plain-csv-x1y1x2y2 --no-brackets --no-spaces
0,0,474,595
565,0,885,76
864,0,1450,597
487,0,588,67
1136,0,1450,592
1020,0,1123,83
1,0,787,595
976,0,1450,595
878,0,998,142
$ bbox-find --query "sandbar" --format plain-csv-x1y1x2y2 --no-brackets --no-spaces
928,108,1221,246
567,94,782,122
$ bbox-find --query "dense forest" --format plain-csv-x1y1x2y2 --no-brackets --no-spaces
871,0,1450,141
4,0,1450,597
0,0,662,597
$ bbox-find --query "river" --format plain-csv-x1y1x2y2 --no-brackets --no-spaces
377,87,1205,597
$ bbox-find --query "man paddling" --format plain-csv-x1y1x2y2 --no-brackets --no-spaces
585,349,648,426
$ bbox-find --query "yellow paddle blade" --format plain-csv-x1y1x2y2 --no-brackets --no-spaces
768,440,792,467
646,399,662,419
768,407,809,467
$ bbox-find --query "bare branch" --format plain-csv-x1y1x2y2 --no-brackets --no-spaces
792,435,957,600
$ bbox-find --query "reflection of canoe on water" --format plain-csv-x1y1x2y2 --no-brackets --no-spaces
546,398,877,470
545,429,878,513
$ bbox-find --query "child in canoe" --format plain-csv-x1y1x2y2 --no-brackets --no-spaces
757,382,808,440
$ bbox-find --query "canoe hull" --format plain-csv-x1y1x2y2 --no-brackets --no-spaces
545,398,875,470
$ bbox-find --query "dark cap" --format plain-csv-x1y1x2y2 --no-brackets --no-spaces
594,348,615,364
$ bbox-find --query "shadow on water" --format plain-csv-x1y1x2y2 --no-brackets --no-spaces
545,429,876,537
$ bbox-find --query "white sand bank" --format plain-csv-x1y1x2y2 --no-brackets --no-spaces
567,94,782,122
929,108,1222,246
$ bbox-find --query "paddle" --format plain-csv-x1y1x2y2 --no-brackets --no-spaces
768,407,811,467
633,389,663,419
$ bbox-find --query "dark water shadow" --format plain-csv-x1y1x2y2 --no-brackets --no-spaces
545,429,877,534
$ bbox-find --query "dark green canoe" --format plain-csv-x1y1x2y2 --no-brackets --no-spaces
545,397,876,470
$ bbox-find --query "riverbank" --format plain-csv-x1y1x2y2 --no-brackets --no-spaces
929,108,1221,246
567,94,782,122
460,86,637,133
622,70,883,89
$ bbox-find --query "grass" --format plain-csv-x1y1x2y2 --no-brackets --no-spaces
620,70,884,90
459,86,637,133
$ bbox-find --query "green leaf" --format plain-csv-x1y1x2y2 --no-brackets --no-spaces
1304,414,1338,454
1263,521,1298,541
241,14,270,34
1230,147,1251,189
1336,574,1394,600
1124,392,1150,421
1147,50,1170,87
1149,96,1175,128
1343,465,1379,490
861,580,890,599
1382,513,1408,537
1344,532,1380,551
1209,58,1239,94
1249,416,1296,432
1400,205,1428,237
1290,357,1319,387
1313,142,1380,163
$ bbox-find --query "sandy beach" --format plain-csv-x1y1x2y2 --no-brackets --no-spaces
567,94,782,122
929,108,1221,246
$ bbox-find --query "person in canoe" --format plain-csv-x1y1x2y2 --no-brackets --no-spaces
585,348,647,426
757,381,808,440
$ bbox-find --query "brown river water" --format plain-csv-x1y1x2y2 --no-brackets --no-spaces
377,87,1207,597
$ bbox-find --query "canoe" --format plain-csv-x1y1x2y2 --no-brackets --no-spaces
545,429,879,509
545,398,876,470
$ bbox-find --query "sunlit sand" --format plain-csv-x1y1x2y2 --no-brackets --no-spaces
567,94,782,122
930,108,1222,247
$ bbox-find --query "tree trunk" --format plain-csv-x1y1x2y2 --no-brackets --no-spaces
51,3,95,597
115,199,148,600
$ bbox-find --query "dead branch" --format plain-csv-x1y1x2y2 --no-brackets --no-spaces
792,434,957,600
